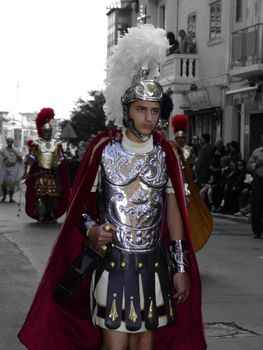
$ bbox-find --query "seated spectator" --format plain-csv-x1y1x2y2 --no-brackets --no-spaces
210,138,226,179
200,172,221,211
226,140,241,161
217,157,240,214
234,161,253,217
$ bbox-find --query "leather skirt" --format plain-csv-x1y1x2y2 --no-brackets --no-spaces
90,240,176,333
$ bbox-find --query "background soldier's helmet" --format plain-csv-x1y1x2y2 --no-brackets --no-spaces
36,108,55,137
172,114,189,138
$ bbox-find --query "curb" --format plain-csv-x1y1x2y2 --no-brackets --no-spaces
212,212,250,224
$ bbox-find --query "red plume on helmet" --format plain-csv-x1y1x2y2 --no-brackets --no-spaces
171,114,189,137
26,139,34,147
36,108,55,137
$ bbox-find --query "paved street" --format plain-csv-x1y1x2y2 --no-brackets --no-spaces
0,191,262,349
197,215,263,349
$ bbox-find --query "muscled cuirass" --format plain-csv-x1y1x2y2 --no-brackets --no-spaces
36,139,59,169
100,141,168,252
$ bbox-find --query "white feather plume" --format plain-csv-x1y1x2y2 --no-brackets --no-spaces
103,24,169,127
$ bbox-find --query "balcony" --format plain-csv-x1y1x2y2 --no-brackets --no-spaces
160,53,199,90
230,23,263,79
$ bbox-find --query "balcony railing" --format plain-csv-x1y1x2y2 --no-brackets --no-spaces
160,53,199,86
231,23,263,67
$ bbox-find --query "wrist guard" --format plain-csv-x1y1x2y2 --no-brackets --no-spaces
77,211,97,236
169,240,189,273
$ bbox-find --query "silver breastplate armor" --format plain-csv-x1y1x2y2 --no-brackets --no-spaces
100,142,168,252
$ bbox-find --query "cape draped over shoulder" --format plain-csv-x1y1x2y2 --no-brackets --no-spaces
18,129,206,350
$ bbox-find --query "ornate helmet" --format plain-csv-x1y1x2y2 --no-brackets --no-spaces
121,69,163,106
36,108,55,137
103,24,169,140
171,114,189,137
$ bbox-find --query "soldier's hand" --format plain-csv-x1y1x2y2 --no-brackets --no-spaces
87,223,113,247
173,272,191,305
20,173,28,183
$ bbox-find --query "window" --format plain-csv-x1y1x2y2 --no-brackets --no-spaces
187,13,197,52
188,13,196,38
159,5,165,29
235,0,242,22
209,0,222,41
107,11,116,56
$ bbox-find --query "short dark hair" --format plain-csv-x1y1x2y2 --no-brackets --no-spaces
167,32,175,40
202,133,210,143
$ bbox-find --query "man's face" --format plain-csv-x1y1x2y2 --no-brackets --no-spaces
127,100,160,142
41,126,52,141
6,138,13,147
175,136,185,148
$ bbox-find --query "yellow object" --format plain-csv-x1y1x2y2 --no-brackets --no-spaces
109,261,115,268
183,159,213,251
86,227,93,238
129,297,138,323
147,299,154,321
109,294,118,322
171,141,213,252
103,224,111,232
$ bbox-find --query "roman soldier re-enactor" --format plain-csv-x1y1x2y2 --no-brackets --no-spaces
171,114,197,172
171,114,213,252
24,108,69,223
18,25,206,350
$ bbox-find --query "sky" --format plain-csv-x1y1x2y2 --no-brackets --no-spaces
0,0,114,119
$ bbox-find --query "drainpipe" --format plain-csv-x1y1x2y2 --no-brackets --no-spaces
176,0,179,36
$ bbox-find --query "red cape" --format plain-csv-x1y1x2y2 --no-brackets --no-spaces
25,161,70,220
18,129,207,350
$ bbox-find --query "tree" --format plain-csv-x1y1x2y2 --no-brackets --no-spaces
70,90,107,142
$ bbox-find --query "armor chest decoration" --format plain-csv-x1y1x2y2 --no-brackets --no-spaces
36,140,58,169
100,142,168,252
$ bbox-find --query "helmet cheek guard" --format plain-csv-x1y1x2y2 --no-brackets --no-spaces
121,77,163,141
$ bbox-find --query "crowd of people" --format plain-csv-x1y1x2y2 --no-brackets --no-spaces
166,29,196,55
190,135,253,217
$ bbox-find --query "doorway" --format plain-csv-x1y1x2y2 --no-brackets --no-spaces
249,113,263,154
